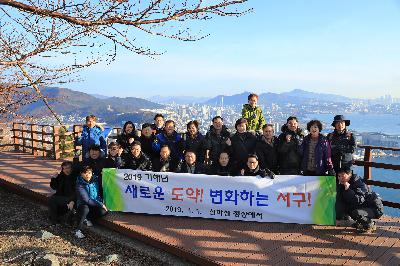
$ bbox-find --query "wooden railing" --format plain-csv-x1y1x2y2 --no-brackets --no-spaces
354,145,400,209
3,123,400,210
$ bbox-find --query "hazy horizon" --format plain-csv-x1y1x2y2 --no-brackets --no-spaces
66,1,400,99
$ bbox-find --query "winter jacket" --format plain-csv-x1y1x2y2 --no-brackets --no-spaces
121,152,152,171
208,163,234,176
76,174,103,208
139,135,156,159
176,162,206,174
103,155,122,169
116,124,138,155
205,125,231,163
255,136,278,173
152,157,179,172
337,174,369,212
151,123,164,136
327,129,356,172
277,125,305,175
242,104,266,131
182,132,206,163
241,165,274,178
75,125,106,157
50,171,76,202
300,134,334,175
230,132,257,169
152,131,184,162
75,157,106,177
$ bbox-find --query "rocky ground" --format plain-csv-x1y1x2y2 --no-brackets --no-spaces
0,187,192,265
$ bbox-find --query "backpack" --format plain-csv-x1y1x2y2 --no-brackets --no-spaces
365,191,384,218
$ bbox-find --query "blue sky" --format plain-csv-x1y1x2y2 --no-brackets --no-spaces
67,1,400,99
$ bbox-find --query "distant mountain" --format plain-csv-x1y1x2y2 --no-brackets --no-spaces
205,89,353,106
281,89,352,103
18,87,164,120
90,93,110,99
148,95,211,104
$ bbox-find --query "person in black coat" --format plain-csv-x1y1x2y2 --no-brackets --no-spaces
176,150,206,174
116,121,138,155
336,167,383,233
121,141,152,171
48,161,77,225
277,116,305,175
182,120,206,163
240,154,275,178
205,116,231,165
228,118,257,172
151,113,165,136
208,151,234,176
139,123,157,160
255,124,278,173
74,144,106,178
327,115,356,173
152,145,179,172
103,142,123,169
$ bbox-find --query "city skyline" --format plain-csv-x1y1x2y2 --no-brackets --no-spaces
65,1,400,99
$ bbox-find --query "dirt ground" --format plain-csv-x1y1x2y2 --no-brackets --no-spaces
0,186,170,266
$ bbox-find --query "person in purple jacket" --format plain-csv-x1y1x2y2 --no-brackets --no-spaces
74,165,108,239
300,120,335,176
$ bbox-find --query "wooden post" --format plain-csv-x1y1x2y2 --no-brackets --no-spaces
21,123,27,153
31,124,38,156
363,147,372,180
41,126,46,157
13,123,19,151
52,126,60,160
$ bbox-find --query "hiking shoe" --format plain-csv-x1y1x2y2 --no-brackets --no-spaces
83,219,93,227
356,221,376,234
74,230,85,239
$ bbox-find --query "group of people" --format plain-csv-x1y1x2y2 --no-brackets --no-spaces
50,93,383,239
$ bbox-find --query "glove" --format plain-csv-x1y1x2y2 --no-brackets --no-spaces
265,168,275,179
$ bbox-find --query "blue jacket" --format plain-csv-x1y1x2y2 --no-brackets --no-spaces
152,131,183,161
76,174,103,208
75,125,107,156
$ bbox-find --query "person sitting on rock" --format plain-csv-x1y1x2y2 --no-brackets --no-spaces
336,167,384,233
75,165,108,239
49,161,77,225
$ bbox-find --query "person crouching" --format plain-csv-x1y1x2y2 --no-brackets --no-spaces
336,167,384,233
75,166,108,238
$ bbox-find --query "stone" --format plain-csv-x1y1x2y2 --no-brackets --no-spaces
35,254,60,266
105,254,120,264
36,230,56,240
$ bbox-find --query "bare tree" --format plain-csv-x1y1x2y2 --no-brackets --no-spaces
0,0,250,122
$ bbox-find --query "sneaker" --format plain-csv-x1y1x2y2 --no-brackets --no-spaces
74,229,85,239
83,219,93,227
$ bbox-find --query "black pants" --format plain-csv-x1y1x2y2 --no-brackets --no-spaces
48,195,72,223
76,204,107,230
336,199,377,224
